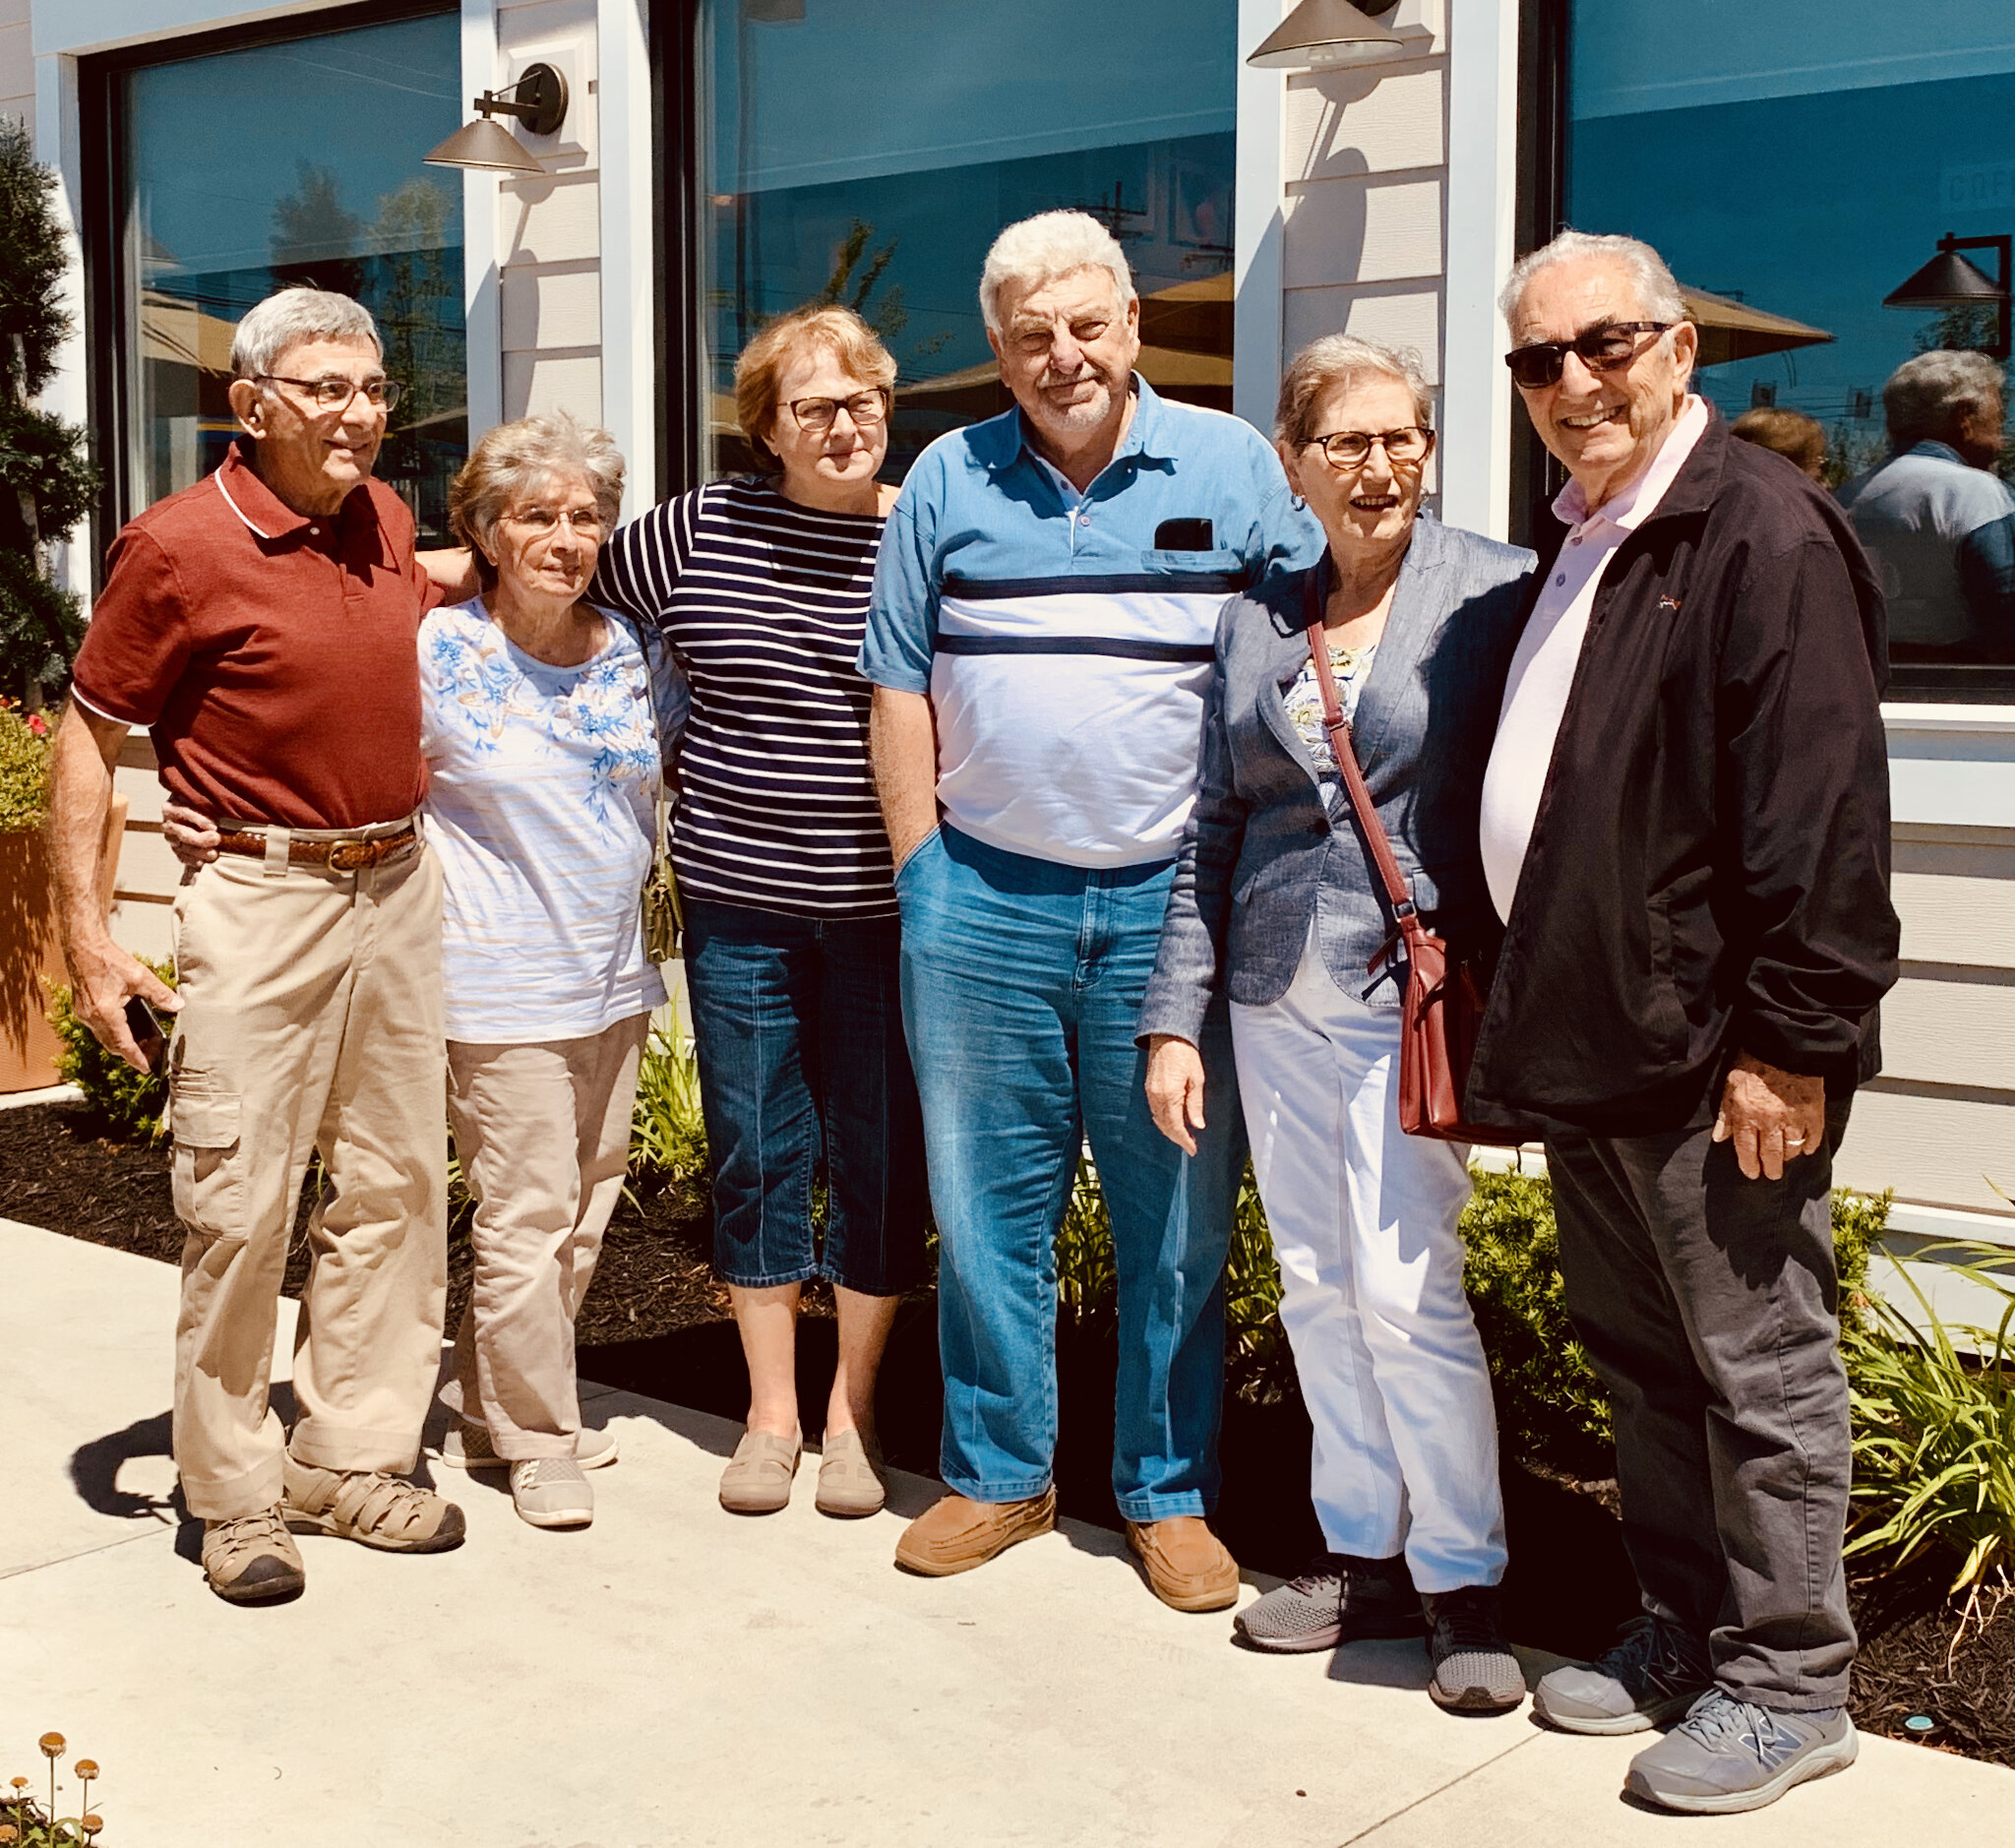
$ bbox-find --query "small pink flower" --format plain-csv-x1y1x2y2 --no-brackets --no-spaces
27,714,48,737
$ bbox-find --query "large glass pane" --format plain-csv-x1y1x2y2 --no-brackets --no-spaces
702,0,1238,481
123,12,465,539
1564,2,2015,700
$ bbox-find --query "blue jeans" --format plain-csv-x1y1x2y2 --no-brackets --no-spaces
895,824,1242,1519
683,899,929,1296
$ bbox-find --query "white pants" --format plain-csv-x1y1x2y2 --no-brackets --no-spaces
1231,934,1507,1592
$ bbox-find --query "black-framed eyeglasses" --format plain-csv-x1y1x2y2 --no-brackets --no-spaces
787,389,889,431
1301,426,1435,469
256,373,402,412
1502,323,1672,390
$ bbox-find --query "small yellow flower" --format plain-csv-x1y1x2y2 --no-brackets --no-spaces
84,1816,104,1832
37,1735,64,1759
74,1761,98,1782
0,1823,19,1843
8,1777,26,1790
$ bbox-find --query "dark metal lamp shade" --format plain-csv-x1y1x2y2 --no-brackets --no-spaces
1883,248,2007,310
1247,0,1409,70
423,117,544,175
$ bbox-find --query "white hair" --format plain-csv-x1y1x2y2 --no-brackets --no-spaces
979,210,1135,335
449,410,626,584
1276,333,1434,444
1882,348,2006,449
1497,229,1685,331
231,287,381,379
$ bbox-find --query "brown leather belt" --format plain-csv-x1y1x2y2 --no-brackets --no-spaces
214,826,420,873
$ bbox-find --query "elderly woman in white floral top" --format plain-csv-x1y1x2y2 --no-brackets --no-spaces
165,412,684,1533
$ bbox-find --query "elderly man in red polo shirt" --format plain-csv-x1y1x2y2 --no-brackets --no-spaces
47,287,463,1604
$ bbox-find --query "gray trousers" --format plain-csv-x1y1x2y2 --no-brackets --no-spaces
1545,1099,1855,1712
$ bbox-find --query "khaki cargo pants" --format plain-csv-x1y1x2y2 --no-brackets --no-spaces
168,840,447,1522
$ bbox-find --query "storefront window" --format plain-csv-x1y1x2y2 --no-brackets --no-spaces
701,0,1238,480
119,11,465,539
1564,3,2015,701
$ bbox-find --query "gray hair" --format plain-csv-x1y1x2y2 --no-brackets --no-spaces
1275,334,1434,446
980,210,1135,336
1497,229,1685,330
1883,349,2006,450
231,286,381,379
449,411,626,581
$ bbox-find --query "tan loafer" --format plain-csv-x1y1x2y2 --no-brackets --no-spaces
816,1428,886,1518
1125,1516,1240,1612
719,1426,801,1514
894,1489,1056,1575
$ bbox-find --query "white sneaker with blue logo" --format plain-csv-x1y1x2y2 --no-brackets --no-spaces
1625,1690,1858,1815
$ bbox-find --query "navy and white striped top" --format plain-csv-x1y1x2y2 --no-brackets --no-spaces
593,478,894,918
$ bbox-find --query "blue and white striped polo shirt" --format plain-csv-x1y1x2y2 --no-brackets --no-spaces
860,377,1321,869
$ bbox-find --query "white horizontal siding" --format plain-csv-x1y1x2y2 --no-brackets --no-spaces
1286,64,1444,179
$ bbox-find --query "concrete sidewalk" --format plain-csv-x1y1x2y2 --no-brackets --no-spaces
3,1215,2006,1846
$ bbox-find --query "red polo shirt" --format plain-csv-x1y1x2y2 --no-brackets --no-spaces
72,443,438,829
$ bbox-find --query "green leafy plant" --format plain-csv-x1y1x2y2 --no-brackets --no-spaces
1845,1235,2015,1631
628,1025,709,1210
1459,1169,1616,1477
48,962,174,1140
1,1734,104,1845
0,696,51,832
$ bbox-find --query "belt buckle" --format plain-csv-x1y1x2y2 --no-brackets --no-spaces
328,839,371,874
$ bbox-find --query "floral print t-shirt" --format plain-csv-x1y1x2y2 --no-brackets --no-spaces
1284,639,1378,779
420,597,687,1043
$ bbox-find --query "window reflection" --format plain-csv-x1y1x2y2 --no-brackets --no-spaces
1565,0,2015,698
702,0,1238,481
123,12,466,539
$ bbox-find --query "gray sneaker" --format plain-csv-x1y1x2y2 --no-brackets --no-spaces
1534,1614,1713,1735
1626,1691,1858,1815
1235,1552,1421,1653
509,1456,594,1529
1422,1585,1526,1714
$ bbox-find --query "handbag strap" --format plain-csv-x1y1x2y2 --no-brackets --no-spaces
634,616,673,861
1302,569,1419,935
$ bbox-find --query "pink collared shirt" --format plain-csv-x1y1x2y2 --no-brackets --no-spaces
1479,396,1711,923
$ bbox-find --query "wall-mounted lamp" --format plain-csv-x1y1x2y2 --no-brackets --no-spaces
1247,0,1409,72
423,62,569,175
1883,231,2012,361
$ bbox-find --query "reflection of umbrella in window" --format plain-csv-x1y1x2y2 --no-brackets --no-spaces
898,271,1237,418
1679,286,1832,369
139,291,238,375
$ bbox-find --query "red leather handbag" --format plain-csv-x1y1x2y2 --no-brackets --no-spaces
1303,588,1521,1146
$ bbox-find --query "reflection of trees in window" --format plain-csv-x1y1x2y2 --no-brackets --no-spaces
270,161,365,299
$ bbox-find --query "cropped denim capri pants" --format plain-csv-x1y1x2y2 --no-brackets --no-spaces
682,896,929,1295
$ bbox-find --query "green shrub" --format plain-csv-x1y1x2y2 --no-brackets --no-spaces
0,696,51,832
1459,1169,1616,1476
48,962,174,1141
628,1025,709,1210
1845,1236,2015,1613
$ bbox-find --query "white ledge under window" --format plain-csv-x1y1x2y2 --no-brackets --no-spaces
1880,704,2015,831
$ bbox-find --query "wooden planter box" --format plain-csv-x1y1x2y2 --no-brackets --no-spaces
0,799,127,1092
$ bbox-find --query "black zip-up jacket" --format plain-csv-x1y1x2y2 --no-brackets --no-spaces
1464,410,1900,1138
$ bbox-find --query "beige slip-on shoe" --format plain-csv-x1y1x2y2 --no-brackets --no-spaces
893,1489,1056,1575
815,1428,886,1518
719,1426,802,1514
1125,1516,1240,1612
442,1417,618,1471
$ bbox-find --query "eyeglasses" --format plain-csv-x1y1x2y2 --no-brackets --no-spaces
1502,323,1672,390
256,373,402,412
503,505,605,535
1300,426,1435,469
787,390,889,432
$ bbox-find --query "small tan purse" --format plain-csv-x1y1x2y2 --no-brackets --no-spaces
637,624,683,961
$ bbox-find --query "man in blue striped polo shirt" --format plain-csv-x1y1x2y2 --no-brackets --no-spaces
861,210,1319,1606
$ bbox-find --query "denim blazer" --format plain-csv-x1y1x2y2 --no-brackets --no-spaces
1138,516,1535,1042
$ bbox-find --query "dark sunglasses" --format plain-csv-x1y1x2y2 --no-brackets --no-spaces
1502,322,1672,390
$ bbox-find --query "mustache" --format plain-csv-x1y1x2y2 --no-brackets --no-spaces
1038,361,1115,392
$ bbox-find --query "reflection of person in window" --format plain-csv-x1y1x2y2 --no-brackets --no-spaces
1731,406,1826,480
1837,350,2015,660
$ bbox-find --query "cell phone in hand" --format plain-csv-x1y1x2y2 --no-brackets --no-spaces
123,996,168,1075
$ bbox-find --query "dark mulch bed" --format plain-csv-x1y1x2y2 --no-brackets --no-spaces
5,1096,2009,1765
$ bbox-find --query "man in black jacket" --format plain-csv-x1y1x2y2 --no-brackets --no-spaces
1471,231,1897,1816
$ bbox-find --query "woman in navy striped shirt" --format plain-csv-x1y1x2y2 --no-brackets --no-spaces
593,306,927,1521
